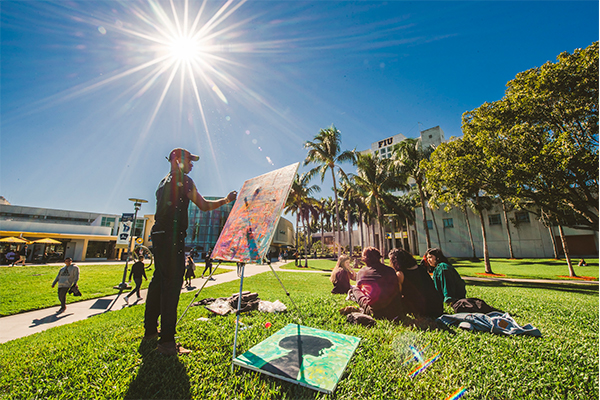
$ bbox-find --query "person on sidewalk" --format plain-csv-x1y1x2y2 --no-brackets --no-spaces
144,148,237,356
124,255,148,304
15,245,28,266
184,255,196,287
51,258,79,314
201,251,214,280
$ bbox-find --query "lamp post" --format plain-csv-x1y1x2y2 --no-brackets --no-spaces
115,198,147,290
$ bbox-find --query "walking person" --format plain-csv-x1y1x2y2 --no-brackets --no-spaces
184,255,196,287
202,251,214,280
143,148,236,356
124,254,148,304
15,245,28,266
51,257,79,314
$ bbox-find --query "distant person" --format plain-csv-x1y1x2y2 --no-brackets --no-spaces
427,248,466,304
143,148,236,356
51,257,79,314
124,254,148,304
184,255,196,287
388,248,443,319
330,255,356,294
202,251,214,280
578,259,588,267
15,245,28,266
350,247,403,320
6,250,17,266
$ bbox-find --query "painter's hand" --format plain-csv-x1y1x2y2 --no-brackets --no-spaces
227,191,237,203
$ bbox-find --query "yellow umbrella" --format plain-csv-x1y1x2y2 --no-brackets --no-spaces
32,238,62,244
0,237,28,243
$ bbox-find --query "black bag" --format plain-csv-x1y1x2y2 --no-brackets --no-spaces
68,284,82,296
451,297,502,314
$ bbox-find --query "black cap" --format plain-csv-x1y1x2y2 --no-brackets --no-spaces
168,148,199,162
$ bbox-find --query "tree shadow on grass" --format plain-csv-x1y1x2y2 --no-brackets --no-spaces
124,341,191,399
466,279,599,296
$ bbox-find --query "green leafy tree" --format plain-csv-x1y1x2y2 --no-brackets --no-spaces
304,125,355,257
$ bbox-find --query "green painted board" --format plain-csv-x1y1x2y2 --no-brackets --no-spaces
233,324,361,394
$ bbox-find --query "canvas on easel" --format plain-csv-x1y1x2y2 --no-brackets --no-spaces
211,162,299,263
233,324,361,394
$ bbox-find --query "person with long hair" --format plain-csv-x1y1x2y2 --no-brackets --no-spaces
349,247,403,320
330,255,356,294
427,248,466,304
388,248,443,318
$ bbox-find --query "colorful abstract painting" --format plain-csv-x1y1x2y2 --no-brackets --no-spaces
233,324,361,394
211,163,299,263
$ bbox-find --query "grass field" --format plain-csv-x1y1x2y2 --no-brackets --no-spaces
0,271,597,399
0,263,232,316
280,258,599,281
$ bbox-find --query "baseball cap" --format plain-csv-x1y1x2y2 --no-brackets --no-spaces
168,148,199,162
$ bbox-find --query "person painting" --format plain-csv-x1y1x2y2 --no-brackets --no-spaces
388,248,443,319
350,247,403,320
51,257,79,314
330,255,356,294
124,254,147,304
427,248,466,305
144,148,237,356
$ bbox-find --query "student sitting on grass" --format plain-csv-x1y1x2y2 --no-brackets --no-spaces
427,248,466,305
330,255,357,294
388,248,444,319
350,247,403,320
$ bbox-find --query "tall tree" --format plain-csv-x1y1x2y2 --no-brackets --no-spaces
304,125,355,257
284,173,320,266
393,138,436,251
424,137,495,274
352,152,406,256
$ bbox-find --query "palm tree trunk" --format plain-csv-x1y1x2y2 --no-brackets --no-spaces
359,211,365,252
462,205,477,259
405,217,412,253
331,167,341,258
548,225,559,259
376,200,385,255
417,182,432,249
320,211,325,258
558,224,576,277
476,195,493,274
347,210,353,257
295,212,300,266
430,207,442,252
501,199,515,258
304,215,309,267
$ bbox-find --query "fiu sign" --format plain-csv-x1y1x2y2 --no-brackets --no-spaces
378,138,394,148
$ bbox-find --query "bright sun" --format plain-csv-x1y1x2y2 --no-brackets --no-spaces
168,35,201,62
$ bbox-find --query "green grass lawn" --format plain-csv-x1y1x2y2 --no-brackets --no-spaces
0,271,597,399
280,258,599,282
0,263,232,316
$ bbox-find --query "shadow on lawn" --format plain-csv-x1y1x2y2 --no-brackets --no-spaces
125,341,191,399
467,279,599,296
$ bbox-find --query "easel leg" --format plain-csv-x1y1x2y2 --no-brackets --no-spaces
231,263,246,373
176,261,222,327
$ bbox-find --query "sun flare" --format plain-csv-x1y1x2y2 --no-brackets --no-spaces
167,35,202,62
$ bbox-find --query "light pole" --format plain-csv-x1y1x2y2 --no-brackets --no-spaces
115,198,147,290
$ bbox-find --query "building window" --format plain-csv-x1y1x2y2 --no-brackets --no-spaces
380,147,386,154
426,220,433,230
101,217,116,228
515,211,530,223
488,214,502,226
443,218,454,228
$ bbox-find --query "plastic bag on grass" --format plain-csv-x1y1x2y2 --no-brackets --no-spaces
258,300,287,313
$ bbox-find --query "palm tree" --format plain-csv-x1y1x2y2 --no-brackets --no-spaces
304,125,354,257
284,173,320,266
351,152,406,255
393,138,435,251
338,177,363,257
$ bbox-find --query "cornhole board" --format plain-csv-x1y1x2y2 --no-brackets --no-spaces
211,162,299,263
233,323,361,394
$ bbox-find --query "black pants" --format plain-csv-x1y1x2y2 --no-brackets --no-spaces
127,278,143,299
144,232,185,344
58,287,69,308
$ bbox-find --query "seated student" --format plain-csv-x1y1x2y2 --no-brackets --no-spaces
350,247,403,320
427,248,466,304
330,255,356,294
389,248,444,319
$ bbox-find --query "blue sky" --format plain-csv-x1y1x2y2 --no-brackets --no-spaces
1,0,598,219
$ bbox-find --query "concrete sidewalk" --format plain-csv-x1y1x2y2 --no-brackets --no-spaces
0,261,294,344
